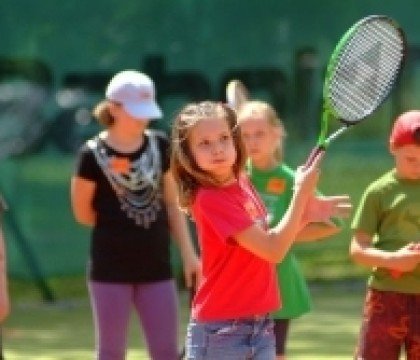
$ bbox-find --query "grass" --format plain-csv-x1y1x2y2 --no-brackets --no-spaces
2,279,366,360
288,282,364,359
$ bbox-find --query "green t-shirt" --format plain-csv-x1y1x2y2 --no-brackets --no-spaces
248,162,311,319
351,169,420,294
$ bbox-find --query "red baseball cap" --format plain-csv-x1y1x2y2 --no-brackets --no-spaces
389,110,420,148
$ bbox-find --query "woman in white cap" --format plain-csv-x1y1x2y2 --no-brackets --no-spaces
70,70,200,360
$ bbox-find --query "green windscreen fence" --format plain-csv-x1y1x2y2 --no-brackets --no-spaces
0,154,87,278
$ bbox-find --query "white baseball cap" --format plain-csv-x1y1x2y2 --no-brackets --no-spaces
105,70,162,120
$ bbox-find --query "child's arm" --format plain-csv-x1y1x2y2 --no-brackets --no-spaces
163,170,201,289
235,153,325,262
296,222,341,242
350,230,420,274
235,191,349,262
296,194,351,242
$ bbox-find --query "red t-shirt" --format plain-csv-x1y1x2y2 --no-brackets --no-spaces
191,176,280,321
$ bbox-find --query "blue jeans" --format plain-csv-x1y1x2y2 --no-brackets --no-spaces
185,315,275,359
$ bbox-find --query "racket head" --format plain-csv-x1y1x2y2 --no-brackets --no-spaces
324,15,406,125
225,79,250,111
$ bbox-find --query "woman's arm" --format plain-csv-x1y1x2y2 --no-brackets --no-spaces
70,176,96,227
163,171,200,288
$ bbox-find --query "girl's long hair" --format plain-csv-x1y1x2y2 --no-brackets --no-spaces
170,101,247,212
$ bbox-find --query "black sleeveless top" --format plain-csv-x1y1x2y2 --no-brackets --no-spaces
75,130,173,282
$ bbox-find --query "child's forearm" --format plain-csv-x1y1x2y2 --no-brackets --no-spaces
296,222,340,242
268,187,311,261
350,242,397,269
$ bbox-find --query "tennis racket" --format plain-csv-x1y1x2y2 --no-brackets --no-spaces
225,79,250,111
305,15,406,167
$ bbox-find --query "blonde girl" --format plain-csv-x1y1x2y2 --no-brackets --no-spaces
237,100,345,360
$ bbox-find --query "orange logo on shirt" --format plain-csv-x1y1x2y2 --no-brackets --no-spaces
266,178,286,194
109,157,131,174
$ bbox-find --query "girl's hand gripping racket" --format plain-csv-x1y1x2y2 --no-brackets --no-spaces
305,15,406,167
226,79,250,111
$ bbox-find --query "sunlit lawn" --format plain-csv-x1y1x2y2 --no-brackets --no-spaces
2,280,367,360
288,282,363,359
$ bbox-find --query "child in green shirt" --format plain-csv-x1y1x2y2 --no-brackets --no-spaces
238,100,351,360
350,110,420,360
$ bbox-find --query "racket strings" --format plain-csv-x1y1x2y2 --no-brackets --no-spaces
328,19,404,122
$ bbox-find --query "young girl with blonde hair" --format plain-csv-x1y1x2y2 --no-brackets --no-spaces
237,100,345,360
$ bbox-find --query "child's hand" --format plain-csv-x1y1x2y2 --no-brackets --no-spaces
294,151,324,195
388,243,420,277
183,253,202,290
408,242,420,251
302,194,352,225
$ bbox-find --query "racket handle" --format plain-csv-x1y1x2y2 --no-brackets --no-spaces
304,146,325,168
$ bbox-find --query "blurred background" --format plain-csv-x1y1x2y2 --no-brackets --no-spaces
2,0,420,299
0,0,419,321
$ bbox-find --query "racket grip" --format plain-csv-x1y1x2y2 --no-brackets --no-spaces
304,146,325,168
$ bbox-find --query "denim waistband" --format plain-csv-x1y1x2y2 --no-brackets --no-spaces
195,314,270,323
236,313,269,321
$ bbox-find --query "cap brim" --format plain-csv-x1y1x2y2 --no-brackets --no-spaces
123,101,163,120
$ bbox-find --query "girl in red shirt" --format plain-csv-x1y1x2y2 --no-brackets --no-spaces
171,101,350,359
